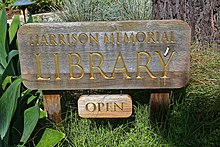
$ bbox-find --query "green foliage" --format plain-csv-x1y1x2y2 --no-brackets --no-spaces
56,104,165,146
0,0,17,9
0,78,22,139
20,106,40,143
0,6,65,146
9,15,20,44
0,4,7,67
58,0,152,22
28,0,63,14
36,128,65,147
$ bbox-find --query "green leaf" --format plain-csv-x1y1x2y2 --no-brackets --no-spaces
0,139,8,147
2,76,11,90
6,50,18,63
0,5,7,67
19,89,34,104
9,15,20,44
20,106,40,144
36,128,65,147
27,95,37,104
27,15,33,23
0,78,22,139
24,90,42,104
1,50,19,81
39,109,47,119
17,59,21,75
0,64,4,76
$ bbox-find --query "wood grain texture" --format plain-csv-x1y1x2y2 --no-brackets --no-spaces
150,93,169,122
43,94,62,123
18,20,191,90
78,94,132,118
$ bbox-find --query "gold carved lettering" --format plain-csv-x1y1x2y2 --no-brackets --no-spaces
156,32,160,43
71,34,77,45
66,34,71,45
54,53,60,80
35,34,39,46
41,35,49,46
111,52,131,79
90,33,99,45
78,33,88,45
104,33,114,44
35,53,50,80
124,32,135,44
155,51,175,78
161,32,169,43
116,32,122,44
170,31,175,43
136,52,156,79
147,32,156,44
30,36,34,46
136,32,146,43
89,52,109,80
49,34,58,46
58,34,66,46
68,52,84,80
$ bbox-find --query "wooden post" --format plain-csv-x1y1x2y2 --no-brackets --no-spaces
150,93,169,122
43,94,62,123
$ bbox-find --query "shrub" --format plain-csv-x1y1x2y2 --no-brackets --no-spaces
0,0,16,8
28,0,62,14
58,0,153,22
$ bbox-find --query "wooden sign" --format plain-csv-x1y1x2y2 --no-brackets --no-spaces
18,20,191,90
78,95,132,118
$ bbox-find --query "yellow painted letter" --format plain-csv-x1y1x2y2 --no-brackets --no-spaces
90,52,109,79
35,53,50,80
111,52,131,79
136,52,156,79
68,53,84,80
155,51,175,78
54,53,61,80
